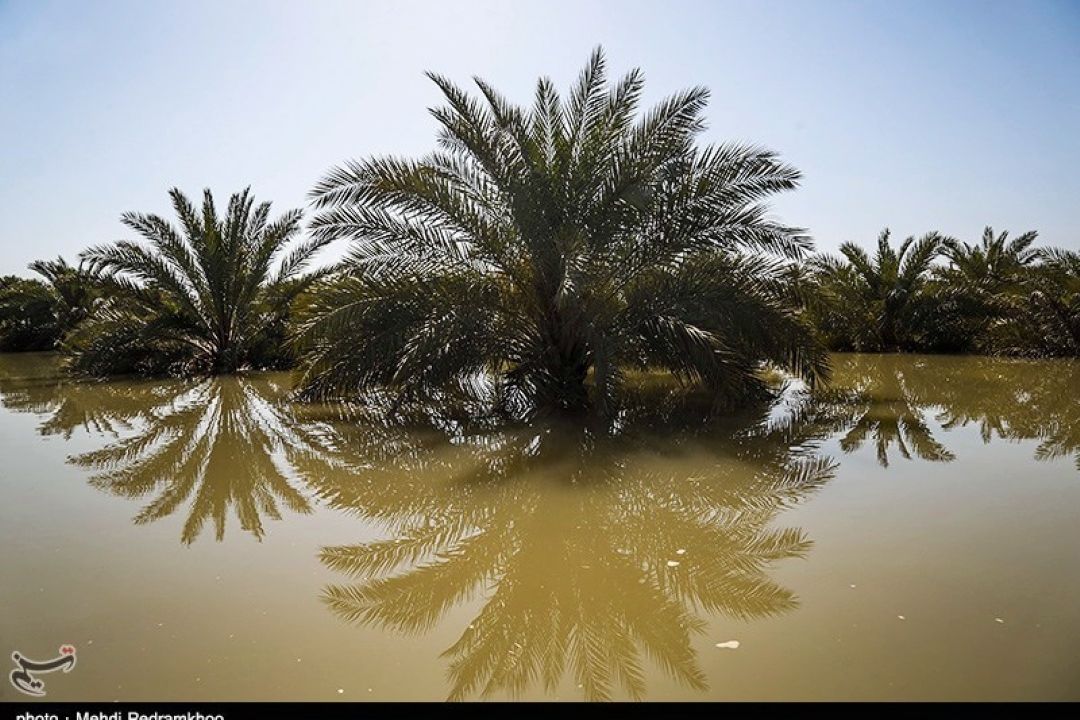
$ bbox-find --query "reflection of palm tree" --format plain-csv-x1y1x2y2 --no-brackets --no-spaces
811,353,1080,472
920,360,1042,443
69,376,315,543
0,357,317,544
904,355,1080,471
812,355,954,467
0,353,64,412
308,408,834,701
0,353,170,438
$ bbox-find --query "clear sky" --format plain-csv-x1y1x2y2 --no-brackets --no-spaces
1,0,1078,276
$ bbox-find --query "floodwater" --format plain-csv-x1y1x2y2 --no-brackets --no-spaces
0,352,1078,701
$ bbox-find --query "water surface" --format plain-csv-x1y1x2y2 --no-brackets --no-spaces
1,353,1078,700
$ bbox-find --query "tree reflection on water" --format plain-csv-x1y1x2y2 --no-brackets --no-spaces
300,391,834,700
2,351,1078,699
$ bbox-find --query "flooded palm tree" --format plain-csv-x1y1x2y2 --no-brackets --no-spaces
0,257,97,351
928,227,1041,352
71,187,329,376
1001,248,1080,357
298,48,827,418
810,229,942,352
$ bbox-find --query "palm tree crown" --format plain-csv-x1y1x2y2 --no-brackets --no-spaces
298,48,827,418
72,187,328,376
0,256,97,352
939,226,1039,291
28,256,99,333
812,229,942,351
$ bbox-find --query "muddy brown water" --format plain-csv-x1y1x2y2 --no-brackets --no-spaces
1,352,1077,700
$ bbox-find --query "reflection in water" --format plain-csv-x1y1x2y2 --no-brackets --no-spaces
914,357,1080,472
805,354,1080,470
0,353,166,438
809,355,956,467
299,401,835,700
2,352,1079,699
0,354,315,543
72,377,316,543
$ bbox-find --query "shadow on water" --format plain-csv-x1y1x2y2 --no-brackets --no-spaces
1,352,1079,698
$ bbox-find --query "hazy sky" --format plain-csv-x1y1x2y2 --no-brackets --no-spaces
1,0,1078,276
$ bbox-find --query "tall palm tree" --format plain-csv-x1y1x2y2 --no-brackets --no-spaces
297,48,828,418
812,229,942,351
71,187,328,376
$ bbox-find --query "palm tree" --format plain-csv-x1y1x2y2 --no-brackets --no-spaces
811,229,942,351
1000,247,1080,357
0,257,97,351
28,256,99,335
927,227,1040,352
938,226,1039,292
70,187,328,376
297,48,828,418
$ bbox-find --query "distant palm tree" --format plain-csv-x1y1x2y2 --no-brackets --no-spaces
939,226,1039,292
1007,247,1080,357
812,229,942,351
0,257,97,351
298,48,828,418
72,187,328,376
931,227,1040,352
28,256,99,334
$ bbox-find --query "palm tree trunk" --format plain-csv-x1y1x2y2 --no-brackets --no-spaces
536,310,591,415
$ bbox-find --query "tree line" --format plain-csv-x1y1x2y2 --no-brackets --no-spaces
1,49,1077,419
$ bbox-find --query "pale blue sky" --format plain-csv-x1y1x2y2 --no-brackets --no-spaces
1,0,1078,275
